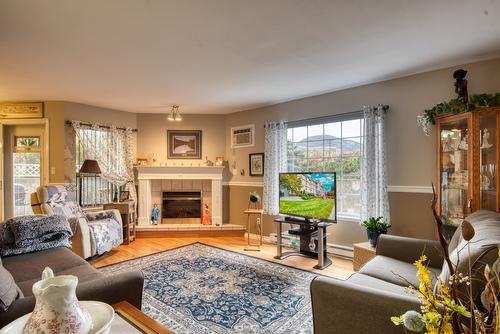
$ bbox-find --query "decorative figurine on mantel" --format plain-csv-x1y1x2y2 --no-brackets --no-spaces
202,204,212,225
453,68,468,104
151,204,160,225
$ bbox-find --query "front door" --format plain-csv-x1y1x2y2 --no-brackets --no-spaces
2,124,45,218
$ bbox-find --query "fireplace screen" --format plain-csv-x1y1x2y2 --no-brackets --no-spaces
162,192,201,219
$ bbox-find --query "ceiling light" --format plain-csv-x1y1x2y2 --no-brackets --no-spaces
168,105,182,122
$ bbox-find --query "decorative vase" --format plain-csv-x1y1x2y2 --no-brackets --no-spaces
367,230,383,248
23,267,92,334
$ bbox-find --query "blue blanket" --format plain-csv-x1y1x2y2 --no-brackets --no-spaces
0,215,72,256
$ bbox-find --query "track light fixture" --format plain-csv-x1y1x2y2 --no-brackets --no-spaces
167,105,182,121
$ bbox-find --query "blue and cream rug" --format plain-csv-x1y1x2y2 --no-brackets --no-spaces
100,243,318,334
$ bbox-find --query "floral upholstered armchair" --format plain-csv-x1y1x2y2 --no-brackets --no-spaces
30,183,123,259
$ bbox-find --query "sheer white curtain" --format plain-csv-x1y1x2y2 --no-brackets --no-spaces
361,105,390,222
263,122,287,215
71,121,137,205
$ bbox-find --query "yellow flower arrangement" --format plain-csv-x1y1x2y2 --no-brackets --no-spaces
391,255,471,334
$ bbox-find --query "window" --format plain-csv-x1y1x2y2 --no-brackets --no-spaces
76,128,122,207
287,115,363,220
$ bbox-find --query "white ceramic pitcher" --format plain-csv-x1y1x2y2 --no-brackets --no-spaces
23,267,92,334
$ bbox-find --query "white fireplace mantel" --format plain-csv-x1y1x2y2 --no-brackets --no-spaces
135,166,225,180
135,166,225,226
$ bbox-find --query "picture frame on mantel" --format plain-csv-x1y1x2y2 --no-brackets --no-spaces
249,153,264,176
167,130,202,159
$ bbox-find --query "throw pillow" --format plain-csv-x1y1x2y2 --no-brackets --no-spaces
0,264,23,311
437,210,500,304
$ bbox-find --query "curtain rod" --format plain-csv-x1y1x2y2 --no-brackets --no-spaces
282,105,389,127
65,120,138,132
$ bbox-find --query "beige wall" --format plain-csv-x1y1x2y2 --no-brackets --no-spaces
136,114,226,165
225,57,500,185
225,57,500,246
37,57,500,248
64,101,137,128
44,101,65,182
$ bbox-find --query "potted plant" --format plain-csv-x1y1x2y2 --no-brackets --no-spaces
249,191,261,203
360,216,391,247
248,191,261,209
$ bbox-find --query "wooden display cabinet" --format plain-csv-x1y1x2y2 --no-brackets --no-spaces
436,107,500,227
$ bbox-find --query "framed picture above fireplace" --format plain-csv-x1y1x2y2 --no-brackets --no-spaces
167,130,202,159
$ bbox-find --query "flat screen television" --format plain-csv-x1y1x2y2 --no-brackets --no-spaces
279,172,337,223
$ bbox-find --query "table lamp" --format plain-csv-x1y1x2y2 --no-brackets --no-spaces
79,159,101,206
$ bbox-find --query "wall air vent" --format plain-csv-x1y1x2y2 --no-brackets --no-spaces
231,124,255,148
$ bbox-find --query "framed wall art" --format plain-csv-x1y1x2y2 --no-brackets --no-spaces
119,190,130,202
0,102,43,119
249,153,264,176
167,130,202,159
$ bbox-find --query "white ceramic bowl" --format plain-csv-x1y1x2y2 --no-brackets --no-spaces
0,301,115,334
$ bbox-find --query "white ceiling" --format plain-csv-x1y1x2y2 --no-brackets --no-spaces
1,0,500,114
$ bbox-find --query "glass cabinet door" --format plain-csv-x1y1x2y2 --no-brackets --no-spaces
439,116,470,226
479,112,498,211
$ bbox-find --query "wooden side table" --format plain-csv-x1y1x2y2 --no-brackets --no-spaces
243,209,263,251
353,242,376,271
113,301,174,334
104,201,136,244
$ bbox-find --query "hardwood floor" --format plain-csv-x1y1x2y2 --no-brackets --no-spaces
90,236,354,280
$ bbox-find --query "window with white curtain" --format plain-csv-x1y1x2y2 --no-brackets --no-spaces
75,127,122,206
286,114,364,220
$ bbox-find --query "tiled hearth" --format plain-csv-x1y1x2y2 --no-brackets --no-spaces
137,224,246,236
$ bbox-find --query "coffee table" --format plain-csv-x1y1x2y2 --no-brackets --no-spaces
111,301,174,334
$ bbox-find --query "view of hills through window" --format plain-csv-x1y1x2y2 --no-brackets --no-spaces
287,118,363,218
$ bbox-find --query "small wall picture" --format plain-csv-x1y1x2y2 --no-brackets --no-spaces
119,190,130,202
249,153,264,176
167,130,202,159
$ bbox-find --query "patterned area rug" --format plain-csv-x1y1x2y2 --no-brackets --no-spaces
100,243,319,333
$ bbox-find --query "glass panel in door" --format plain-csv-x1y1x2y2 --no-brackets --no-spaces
13,137,41,216
479,114,497,211
440,118,469,226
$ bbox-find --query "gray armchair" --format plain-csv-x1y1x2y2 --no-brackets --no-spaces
310,210,500,334
31,183,123,259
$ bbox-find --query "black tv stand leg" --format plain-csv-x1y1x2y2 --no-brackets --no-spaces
313,226,331,269
313,257,332,270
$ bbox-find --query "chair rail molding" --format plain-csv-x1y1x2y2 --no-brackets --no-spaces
223,181,433,194
387,185,433,194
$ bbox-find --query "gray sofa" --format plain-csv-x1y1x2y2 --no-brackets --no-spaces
310,210,500,334
0,247,144,328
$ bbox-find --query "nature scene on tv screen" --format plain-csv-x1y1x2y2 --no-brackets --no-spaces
279,173,336,221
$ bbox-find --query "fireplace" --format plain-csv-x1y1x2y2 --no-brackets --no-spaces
162,191,201,222
135,166,224,226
